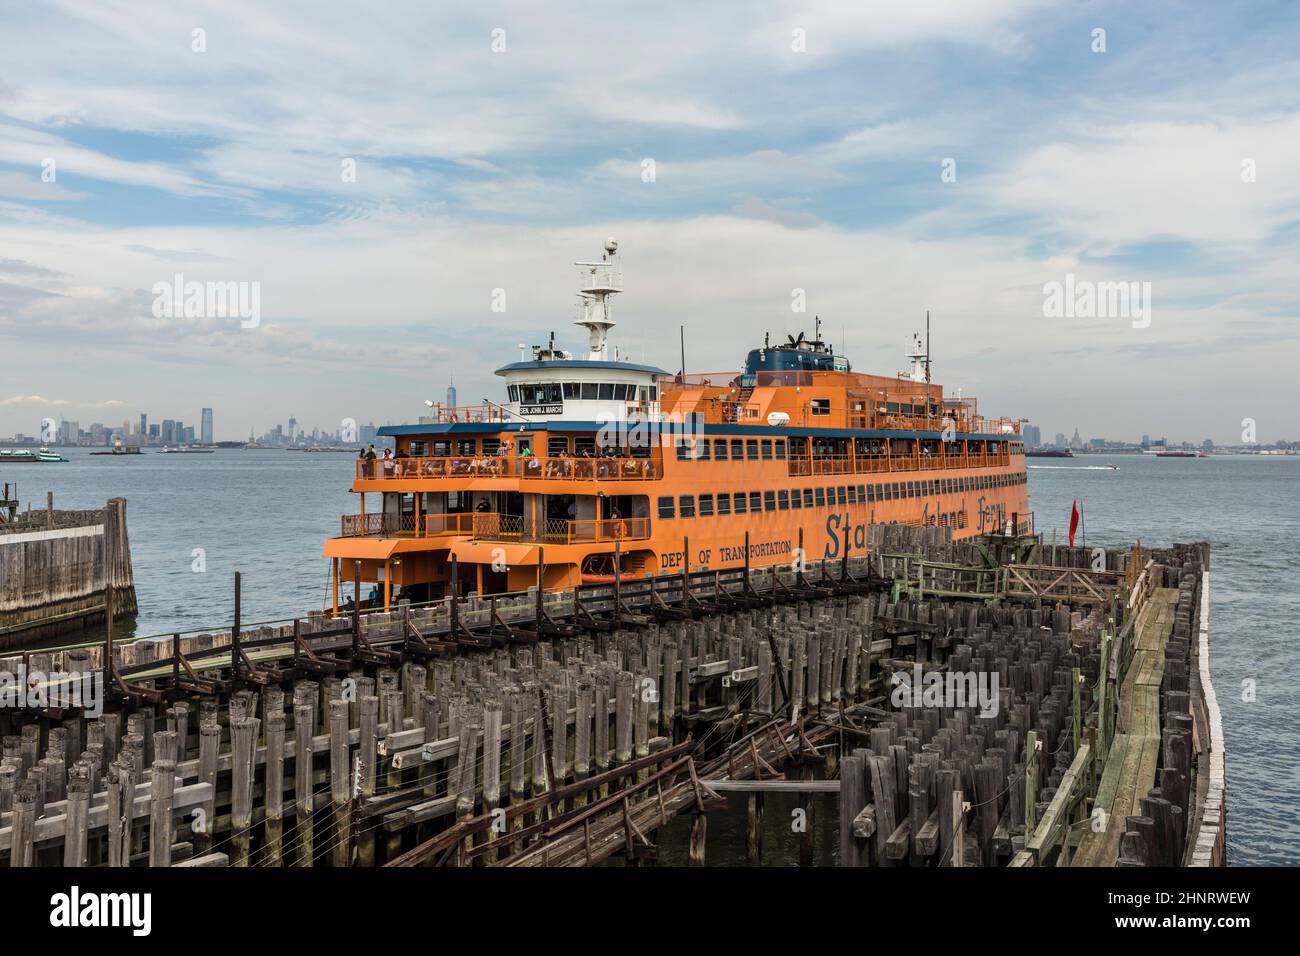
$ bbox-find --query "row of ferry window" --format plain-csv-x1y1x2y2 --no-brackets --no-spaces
507,383,659,404
674,438,1011,461
678,438,789,461
656,471,1027,518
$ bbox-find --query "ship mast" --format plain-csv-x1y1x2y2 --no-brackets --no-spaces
574,237,622,361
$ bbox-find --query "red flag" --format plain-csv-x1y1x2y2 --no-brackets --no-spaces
1068,499,1080,547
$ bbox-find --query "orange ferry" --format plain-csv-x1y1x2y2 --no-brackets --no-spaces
324,239,1029,611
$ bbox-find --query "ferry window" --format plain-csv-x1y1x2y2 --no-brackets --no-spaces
657,496,675,519
717,494,731,516
611,384,626,401
714,440,728,460
580,383,598,400
815,488,826,507
599,383,615,401
482,439,500,456
847,486,857,504
676,442,692,462
803,489,814,508
858,484,866,500
811,398,831,416
679,495,695,518
761,440,773,460
575,437,596,456
563,383,580,400
867,485,876,503
733,492,747,514
456,439,477,456
791,489,802,509
778,490,789,510
763,491,776,512
698,440,711,461
749,491,762,512
409,440,427,457
648,386,657,400
548,437,569,457
906,482,915,498
699,494,714,517
731,439,744,459
746,439,759,460
837,487,847,505
775,440,786,460
507,385,519,402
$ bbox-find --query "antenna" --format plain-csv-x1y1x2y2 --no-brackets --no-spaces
927,311,933,382
679,325,686,378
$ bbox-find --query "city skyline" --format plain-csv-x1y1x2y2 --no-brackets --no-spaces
5,399,1290,451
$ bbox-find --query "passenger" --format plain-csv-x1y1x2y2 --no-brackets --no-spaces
365,444,378,460
475,498,490,513
382,447,396,477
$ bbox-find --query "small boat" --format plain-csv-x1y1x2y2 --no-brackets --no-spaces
0,448,65,462
159,445,215,454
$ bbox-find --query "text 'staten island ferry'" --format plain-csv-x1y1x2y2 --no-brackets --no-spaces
324,240,1029,610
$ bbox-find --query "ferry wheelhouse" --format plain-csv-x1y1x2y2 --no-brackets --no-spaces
323,240,1029,611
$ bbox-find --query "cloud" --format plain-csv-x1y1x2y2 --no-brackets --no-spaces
1,394,71,406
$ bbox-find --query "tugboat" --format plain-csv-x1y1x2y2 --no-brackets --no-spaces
322,239,1030,610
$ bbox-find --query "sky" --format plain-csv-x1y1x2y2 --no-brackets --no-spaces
1,0,1298,444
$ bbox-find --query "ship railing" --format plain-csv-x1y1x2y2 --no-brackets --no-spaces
434,513,650,545
786,448,1016,478
339,513,421,537
418,403,511,424
358,453,663,482
514,455,662,481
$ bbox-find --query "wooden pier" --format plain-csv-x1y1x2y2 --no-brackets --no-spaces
0,527,1223,868
0,494,137,648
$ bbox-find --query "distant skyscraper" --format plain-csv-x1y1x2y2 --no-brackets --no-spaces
1023,424,1041,448
140,413,147,436
1054,432,1066,448
174,420,183,445
161,419,175,444
201,408,214,445
447,377,457,409
288,417,298,443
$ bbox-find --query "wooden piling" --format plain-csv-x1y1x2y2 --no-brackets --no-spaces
328,699,351,868
148,758,176,867
264,711,286,866
230,717,258,867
